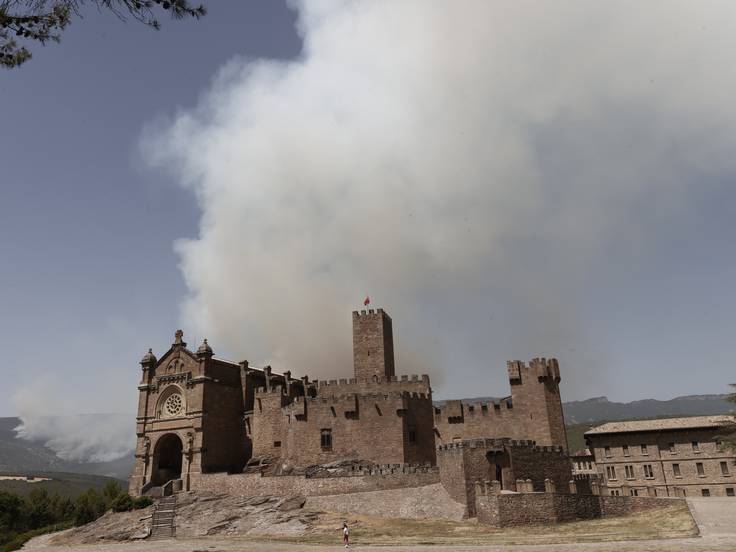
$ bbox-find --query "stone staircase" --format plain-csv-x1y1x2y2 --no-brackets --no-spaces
149,495,177,539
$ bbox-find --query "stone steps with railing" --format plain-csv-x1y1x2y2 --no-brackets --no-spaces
149,480,179,539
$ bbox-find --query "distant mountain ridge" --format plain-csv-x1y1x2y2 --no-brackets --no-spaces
562,394,734,424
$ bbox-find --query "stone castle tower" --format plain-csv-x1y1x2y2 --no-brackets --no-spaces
129,308,569,496
433,357,567,451
352,308,395,379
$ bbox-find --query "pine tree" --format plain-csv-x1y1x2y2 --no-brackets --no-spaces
0,0,206,68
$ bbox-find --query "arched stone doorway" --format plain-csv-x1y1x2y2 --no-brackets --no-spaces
152,433,183,485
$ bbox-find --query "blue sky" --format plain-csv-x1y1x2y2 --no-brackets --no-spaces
2,1,736,420
0,1,300,416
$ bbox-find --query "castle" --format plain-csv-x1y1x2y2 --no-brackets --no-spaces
129,308,569,497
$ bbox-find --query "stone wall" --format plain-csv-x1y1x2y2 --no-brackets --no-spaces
476,491,682,527
437,438,570,517
190,469,439,497
509,445,572,493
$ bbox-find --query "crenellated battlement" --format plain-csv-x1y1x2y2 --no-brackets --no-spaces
437,438,565,455
352,308,389,318
316,374,429,386
507,358,560,384
313,462,439,477
286,390,432,406
433,396,513,420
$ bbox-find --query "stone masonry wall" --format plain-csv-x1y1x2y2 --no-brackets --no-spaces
476,492,682,527
201,359,247,473
509,445,572,493
189,469,439,497
437,439,570,517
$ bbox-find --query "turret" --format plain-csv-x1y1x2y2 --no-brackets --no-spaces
506,358,567,451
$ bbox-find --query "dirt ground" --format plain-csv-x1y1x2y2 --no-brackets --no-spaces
23,501,723,551
23,497,736,552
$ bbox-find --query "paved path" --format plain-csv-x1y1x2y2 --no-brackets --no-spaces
686,497,736,536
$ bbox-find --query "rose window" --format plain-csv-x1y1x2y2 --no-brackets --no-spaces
162,393,184,417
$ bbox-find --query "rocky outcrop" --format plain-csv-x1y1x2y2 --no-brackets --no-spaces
48,492,316,545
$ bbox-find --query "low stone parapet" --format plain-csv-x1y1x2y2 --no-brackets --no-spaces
475,489,683,527
190,469,439,497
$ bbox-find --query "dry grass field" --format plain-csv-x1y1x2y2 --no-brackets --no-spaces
269,502,698,546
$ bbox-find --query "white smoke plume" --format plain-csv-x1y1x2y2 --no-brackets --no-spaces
13,377,134,463
143,1,736,398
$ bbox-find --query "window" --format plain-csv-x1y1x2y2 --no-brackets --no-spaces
408,427,417,443
721,462,730,476
696,462,705,476
631,489,639,496
640,444,648,455
604,446,612,458
587,461,592,470
610,489,620,496
643,464,654,479
668,442,676,453
673,463,681,477
727,488,735,497
273,441,281,448
625,465,635,479
692,441,700,452
702,489,710,497
716,439,724,452
653,488,658,497
606,466,617,480
320,429,332,451
623,445,630,457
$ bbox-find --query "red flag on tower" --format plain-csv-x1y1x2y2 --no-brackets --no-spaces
363,296,370,306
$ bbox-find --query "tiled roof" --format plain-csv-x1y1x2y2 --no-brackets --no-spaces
585,415,736,435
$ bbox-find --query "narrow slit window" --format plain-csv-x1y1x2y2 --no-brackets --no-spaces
320,428,332,451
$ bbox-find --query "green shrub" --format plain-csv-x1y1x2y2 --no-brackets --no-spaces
132,496,153,509
73,489,106,527
102,481,123,507
110,493,133,513
0,521,72,552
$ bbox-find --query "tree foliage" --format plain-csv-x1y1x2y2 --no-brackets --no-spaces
0,484,152,550
0,0,205,68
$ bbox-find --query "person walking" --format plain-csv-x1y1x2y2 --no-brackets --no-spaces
342,521,350,548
